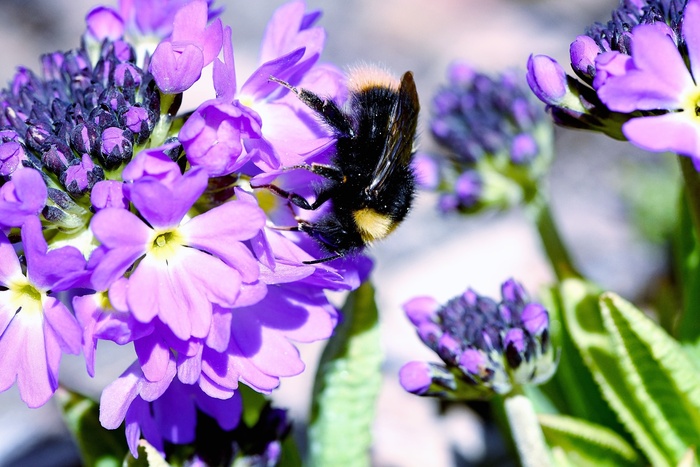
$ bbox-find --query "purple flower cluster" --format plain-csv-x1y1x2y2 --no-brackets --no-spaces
527,0,700,164
421,61,551,214
399,279,556,400
0,0,366,458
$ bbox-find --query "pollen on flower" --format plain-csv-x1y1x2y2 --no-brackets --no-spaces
10,280,44,316
148,229,185,260
683,87,700,120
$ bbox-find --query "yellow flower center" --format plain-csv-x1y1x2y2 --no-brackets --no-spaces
9,278,44,317
148,229,185,261
682,87,700,120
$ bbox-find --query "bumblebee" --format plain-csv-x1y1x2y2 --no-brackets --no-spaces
262,67,420,264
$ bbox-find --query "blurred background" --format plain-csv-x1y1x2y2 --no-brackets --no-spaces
0,0,675,465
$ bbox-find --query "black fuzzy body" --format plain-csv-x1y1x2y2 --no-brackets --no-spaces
270,71,420,263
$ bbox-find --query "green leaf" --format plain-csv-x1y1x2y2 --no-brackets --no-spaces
556,279,661,462
307,281,382,467
673,185,700,351
55,387,128,467
537,282,622,430
599,292,700,465
538,414,641,467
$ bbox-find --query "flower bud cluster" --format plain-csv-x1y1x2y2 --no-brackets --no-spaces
400,279,557,399
423,62,552,214
0,38,160,230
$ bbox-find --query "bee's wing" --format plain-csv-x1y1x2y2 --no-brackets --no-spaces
368,71,420,193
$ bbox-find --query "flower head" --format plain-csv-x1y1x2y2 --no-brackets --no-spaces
526,0,700,156
0,0,364,458
399,279,557,399
426,61,552,213
0,217,86,407
595,1,700,161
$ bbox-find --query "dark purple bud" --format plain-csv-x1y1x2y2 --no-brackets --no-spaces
93,58,115,89
91,180,128,211
4,106,29,133
417,321,442,349
510,134,539,164
521,303,549,336
62,153,105,195
99,127,133,169
504,328,526,368
437,334,461,362
25,121,53,152
90,107,119,129
114,62,142,88
41,52,65,81
526,54,569,106
42,142,76,174
101,89,128,113
71,122,100,155
501,278,528,304
120,106,152,143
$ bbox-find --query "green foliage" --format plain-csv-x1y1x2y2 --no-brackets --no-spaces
545,279,700,466
55,387,128,467
539,414,641,467
307,281,383,467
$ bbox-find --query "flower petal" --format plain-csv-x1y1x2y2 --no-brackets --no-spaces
598,23,694,111
622,112,700,159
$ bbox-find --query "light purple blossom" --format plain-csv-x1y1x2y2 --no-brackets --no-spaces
179,1,344,176
0,217,86,407
0,168,47,228
596,1,700,161
149,0,223,94
100,361,242,456
90,149,264,341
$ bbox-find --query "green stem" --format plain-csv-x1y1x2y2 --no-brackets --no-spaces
678,155,700,237
526,193,582,281
502,390,552,467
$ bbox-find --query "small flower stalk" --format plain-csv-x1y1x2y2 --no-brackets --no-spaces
420,62,554,213
399,279,557,400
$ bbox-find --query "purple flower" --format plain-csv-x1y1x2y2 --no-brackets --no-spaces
0,217,86,407
90,149,265,341
179,1,343,176
399,278,557,399
429,61,552,214
100,360,242,457
149,0,223,94
526,54,570,106
0,168,47,228
86,0,222,43
596,2,700,161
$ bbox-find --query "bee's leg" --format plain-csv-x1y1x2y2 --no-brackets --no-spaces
302,253,343,265
253,183,333,211
297,220,344,264
282,162,345,183
269,76,355,138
